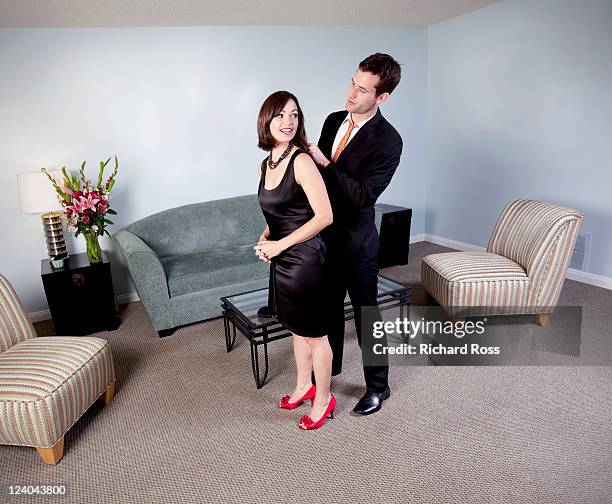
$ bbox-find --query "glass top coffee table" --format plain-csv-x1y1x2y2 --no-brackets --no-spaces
221,274,411,388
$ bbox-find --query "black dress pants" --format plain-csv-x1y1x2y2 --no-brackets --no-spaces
325,251,389,392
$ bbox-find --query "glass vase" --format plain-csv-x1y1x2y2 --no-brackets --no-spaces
85,232,102,264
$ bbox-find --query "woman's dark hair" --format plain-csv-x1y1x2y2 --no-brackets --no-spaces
257,91,308,151
359,53,402,96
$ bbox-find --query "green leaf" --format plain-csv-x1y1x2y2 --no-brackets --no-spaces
107,179,115,191
55,187,69,201
61,167,73,190
79,160,87,185
103,218,114,224
97,163,104,188
106,208,117,215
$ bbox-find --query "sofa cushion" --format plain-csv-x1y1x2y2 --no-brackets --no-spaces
125,194,266,257
422,252,531,311
162,244,269,297
0,337,115,447
423,252,528,283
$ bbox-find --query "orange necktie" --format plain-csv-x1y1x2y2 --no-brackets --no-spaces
332,118,358,163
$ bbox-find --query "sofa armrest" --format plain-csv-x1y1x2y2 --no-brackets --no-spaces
113,230,173,330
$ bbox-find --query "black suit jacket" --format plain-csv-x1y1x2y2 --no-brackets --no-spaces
317,109,403,261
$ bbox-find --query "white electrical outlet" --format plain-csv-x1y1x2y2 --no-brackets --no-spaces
570,232,591,271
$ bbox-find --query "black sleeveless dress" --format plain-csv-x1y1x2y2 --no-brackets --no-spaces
258,149,327,337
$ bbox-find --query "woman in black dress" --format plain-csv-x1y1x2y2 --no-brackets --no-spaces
254,91,335,430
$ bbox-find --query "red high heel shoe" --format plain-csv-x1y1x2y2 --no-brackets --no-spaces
279,384,316,410
298,394,336,430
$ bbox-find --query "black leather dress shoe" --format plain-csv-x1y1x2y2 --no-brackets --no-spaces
352,387,391,415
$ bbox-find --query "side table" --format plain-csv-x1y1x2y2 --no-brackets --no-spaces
41,252,120,336
221,275,411,388
375,204,413,268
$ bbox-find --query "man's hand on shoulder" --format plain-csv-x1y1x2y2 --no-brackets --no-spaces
307,143,330,168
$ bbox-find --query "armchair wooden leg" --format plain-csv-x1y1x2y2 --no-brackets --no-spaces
423,288,432,305
36,436,64,465
535,313,550,328
98,382,116,406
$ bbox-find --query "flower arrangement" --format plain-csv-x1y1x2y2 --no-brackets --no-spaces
42,156,119,263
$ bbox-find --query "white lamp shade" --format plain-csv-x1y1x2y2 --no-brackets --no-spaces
17,170,64,213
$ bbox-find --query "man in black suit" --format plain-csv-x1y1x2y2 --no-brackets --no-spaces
308,53,403,415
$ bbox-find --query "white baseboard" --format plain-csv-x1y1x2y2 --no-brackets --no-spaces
409,233,426,244
29,309,53,323
565,269,612,290
419,233,612,291
423,234,485,252
117,292,140,304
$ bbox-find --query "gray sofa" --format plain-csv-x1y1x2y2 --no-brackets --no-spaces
114,194,269,336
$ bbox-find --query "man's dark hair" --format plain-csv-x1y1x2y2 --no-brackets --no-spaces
359,53,402,96
257,91,308,151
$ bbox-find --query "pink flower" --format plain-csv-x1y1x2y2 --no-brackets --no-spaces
82,214,90,224
97,199,109,214
78,192,100,212
66,198,85,214
68,216,78,227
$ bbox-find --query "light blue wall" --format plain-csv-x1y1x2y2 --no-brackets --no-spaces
0,27,427,312
3,1,610,316
426,0,612,277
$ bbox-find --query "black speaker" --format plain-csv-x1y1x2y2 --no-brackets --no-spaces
376,204,413,268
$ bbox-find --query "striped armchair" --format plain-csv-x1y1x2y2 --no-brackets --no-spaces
0,274,116,464
421,200,583,325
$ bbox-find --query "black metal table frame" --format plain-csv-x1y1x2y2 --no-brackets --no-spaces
221,275,411,388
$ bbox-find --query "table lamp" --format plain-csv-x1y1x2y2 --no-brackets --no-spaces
17,170,69,269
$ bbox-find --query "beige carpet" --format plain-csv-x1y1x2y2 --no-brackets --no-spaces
2,242,611,503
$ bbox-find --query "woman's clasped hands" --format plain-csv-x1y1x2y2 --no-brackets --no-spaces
254,239,285,263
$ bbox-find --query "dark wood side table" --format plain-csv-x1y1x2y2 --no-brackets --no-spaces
41,252,120,336
376,204,413,268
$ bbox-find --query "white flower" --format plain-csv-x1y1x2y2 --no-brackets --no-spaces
91,224,99,233
67,225,76,234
